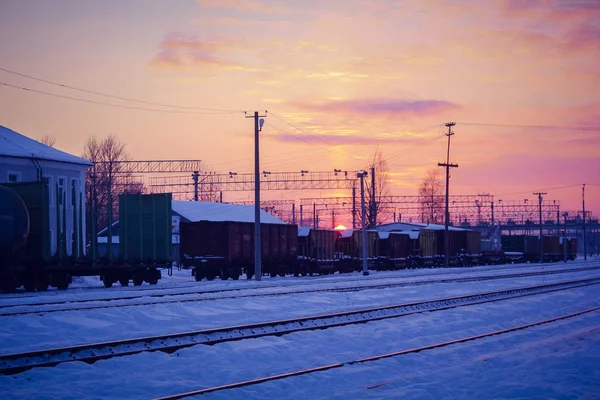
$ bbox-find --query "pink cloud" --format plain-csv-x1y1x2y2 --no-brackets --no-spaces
290,98,460,117
149,33,259,71
196,0,289,14
264,131,437,146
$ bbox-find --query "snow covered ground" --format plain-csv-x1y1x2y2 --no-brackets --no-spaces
1,260,600,399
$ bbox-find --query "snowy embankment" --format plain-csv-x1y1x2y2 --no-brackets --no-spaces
1,260,599,399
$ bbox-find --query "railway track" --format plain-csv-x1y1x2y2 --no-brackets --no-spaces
1,276,599,375
153,305,600,400
2,265,599,316
1,261,590,303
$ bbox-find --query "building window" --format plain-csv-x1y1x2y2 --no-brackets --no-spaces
58,176,66,206
7,172,21,182
70,179,78,207
43,176,54,205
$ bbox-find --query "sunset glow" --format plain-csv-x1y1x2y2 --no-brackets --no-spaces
0,0,598,216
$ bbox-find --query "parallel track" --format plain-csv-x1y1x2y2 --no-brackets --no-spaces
1,276,599,375
153,305,600,400
2,265,599,316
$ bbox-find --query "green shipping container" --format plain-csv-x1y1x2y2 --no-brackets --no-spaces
3,181,51,263
119,193,172,263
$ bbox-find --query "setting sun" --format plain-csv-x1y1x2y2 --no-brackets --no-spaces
334,224,347,231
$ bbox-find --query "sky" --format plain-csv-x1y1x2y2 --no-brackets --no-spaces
1,261,600,399
0,0,598,219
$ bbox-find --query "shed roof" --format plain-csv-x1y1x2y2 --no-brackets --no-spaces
172,200,286,224
376,221,466,232
0,125,92,166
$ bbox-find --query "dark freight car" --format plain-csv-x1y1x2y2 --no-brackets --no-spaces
297,228,339,275
180,220,298,281
377,232,412,270
501,235,540,263
1,182,169,292
542,235,561,262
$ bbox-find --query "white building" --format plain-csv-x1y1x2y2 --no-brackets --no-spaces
0,125,92,256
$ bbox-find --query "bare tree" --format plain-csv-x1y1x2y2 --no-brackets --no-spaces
363,150,391,228
83,135,144,236
418,169,444,224
39,135,56,147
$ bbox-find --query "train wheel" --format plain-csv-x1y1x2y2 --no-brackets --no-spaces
103,277,113,288
133,275,143,286
119,277,129,287
221,270,229,281
35,275,49,292
148,277,158,285
232,274,240,280
56,275,69,290
23,278,36,293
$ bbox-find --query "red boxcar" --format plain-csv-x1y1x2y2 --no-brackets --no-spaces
180,220,298,281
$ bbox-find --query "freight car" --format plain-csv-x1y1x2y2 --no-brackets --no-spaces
180,220,298,280
0,181,170,292
176,220,580,283
297,227,339,276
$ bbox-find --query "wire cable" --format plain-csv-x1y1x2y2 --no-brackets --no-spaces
0,81,240,114
0,66,244,113
457,122,600,132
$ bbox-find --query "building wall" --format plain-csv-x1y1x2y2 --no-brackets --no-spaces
0,156,90,257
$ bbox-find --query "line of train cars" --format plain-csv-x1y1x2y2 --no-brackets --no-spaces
0,181,171,292
180,219,579,281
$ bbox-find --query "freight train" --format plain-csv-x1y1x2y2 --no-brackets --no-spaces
0,181,170,292
179,220,579,281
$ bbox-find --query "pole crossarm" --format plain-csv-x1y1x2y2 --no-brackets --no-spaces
93,160,202,173
148,170,358,193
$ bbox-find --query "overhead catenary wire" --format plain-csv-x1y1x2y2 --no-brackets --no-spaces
0,66,244,113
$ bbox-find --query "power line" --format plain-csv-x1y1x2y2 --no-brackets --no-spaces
494,184,582,197
457,122,600,132
0,81,241,115
0,66,244,113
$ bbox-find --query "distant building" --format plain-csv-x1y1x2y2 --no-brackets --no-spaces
97,200,286,262
0,125,92,256
376,221,466,232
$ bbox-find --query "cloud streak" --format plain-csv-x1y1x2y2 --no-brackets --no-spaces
290,98,460,117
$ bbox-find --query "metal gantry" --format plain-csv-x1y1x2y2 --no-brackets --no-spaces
148,170,358,194
297,195,566,228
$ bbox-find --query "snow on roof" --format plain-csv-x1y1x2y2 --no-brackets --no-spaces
0,125,92,166
378,231,415,240
172,200,285,224
376,221,466,232
298,227,311,237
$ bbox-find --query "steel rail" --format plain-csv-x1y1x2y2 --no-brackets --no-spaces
153,305,600,399
2,266,599,316
1,277,599,375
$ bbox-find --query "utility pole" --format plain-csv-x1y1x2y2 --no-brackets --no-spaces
534,191,547,263
246,111,267,281
192,171,199,201
582,184,587,261
352,186,356,229
370,166,376,228
438,122,458,268
300,204,303,226
357,171,369,276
